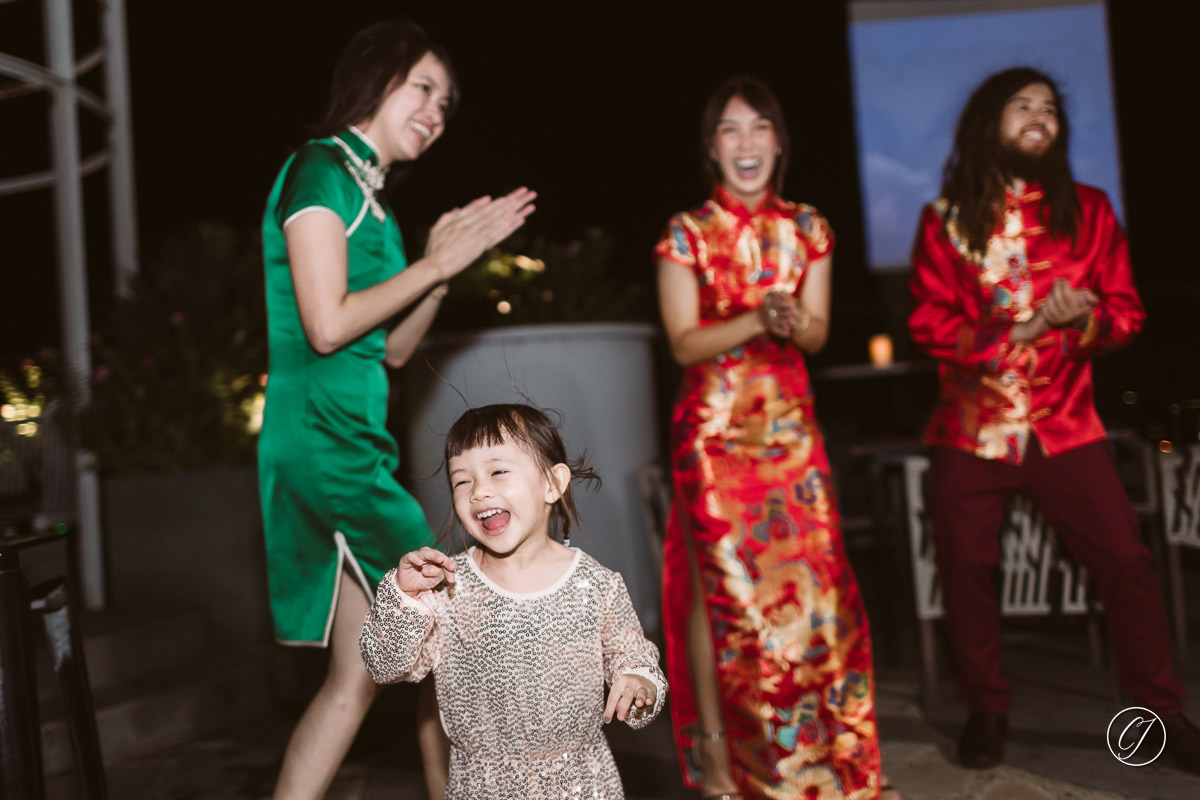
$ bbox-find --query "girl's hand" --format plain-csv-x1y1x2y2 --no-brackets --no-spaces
394,547,456,596
759,290,800,338
603,673,657,724
425,187,537,281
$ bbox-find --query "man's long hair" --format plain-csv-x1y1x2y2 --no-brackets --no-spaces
940,67,1079,254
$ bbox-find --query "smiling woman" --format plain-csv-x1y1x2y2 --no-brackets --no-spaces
655,75,889,800
255,18,536,800
358,51,451,164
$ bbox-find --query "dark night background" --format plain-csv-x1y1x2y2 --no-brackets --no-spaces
2,0,1197,436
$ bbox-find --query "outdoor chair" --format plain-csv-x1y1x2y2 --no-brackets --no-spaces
1158,441,1200,662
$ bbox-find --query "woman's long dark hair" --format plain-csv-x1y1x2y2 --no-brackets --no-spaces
314,19,459,139
940,67,1078,255
700,75,791,195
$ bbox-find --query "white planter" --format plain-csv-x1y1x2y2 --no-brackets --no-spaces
399,322,663,634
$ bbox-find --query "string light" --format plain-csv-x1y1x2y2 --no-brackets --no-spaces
243,392,265,434
512,255,545,273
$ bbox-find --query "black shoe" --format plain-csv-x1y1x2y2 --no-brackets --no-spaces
957,711,1007,769
1162,713,1200,775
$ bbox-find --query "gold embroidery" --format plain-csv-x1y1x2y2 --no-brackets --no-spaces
1078,310,1100,349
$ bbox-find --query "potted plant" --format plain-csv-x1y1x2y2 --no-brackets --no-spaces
398,228,666,633
64,221,271,644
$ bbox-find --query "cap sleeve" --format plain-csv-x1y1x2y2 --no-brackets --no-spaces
653,212,699,271
273,143,358,230
794,204,835,261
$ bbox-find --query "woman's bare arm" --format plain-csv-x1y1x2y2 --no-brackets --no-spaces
657,257,766,366
286,188,535,354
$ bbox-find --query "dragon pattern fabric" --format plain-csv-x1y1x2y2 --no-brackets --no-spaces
655,187,882,799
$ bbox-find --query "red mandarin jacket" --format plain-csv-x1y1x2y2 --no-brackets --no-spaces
908,182,1144,464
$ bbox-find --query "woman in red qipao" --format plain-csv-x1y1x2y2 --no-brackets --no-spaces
655,76,888,800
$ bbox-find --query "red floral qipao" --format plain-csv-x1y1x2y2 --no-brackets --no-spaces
655,188,881,799
909,183,1144,464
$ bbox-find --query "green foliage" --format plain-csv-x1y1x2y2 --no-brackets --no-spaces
0,360,50,500
71,222,267,474
434,228,653,333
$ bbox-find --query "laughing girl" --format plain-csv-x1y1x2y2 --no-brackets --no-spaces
360,404,666,799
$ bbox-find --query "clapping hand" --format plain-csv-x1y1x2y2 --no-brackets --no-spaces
425,188,537,281
395,547,456,596
1040,278,1098,328
603,673,657,724
759,290,800,338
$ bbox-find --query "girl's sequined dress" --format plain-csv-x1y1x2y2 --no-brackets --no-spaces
361,548,666,799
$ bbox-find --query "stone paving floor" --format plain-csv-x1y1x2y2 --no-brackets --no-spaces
46,646,1200,799
41,598,1200,800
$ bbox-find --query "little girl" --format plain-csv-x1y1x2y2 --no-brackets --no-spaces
360,403,666,799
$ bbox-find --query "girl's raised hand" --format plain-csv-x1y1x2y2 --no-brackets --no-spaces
425,187,537,281
603,673,657,724
394,547,456,596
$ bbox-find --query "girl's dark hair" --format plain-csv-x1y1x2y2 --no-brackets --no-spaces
700,75,791,195
443,404,601,544
314,19,460,139
940,66,1079,255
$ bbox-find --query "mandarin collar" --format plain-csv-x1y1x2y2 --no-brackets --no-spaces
331,126,387,219
1006,180,1045,205
712,185,776,218
339,125,383,168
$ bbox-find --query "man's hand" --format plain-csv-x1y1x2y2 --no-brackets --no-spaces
1041,278,1099,328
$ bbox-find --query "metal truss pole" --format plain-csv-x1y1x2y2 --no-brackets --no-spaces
101,0,138,298
44,0,106,609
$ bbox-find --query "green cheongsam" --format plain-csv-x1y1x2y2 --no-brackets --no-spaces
258,126,434,646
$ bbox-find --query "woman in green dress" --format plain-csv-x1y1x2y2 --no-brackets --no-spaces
259,19,535,800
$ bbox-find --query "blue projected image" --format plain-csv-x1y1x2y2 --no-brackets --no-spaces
848,2,1122,271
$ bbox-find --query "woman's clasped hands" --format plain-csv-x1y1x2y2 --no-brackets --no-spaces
425,187,537,281
759,289,805,338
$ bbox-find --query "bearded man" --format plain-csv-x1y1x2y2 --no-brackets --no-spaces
908,66,1199,773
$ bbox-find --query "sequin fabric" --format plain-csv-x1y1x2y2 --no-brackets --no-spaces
655,188,881,799
909,182,1144,463
360,548,666,799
